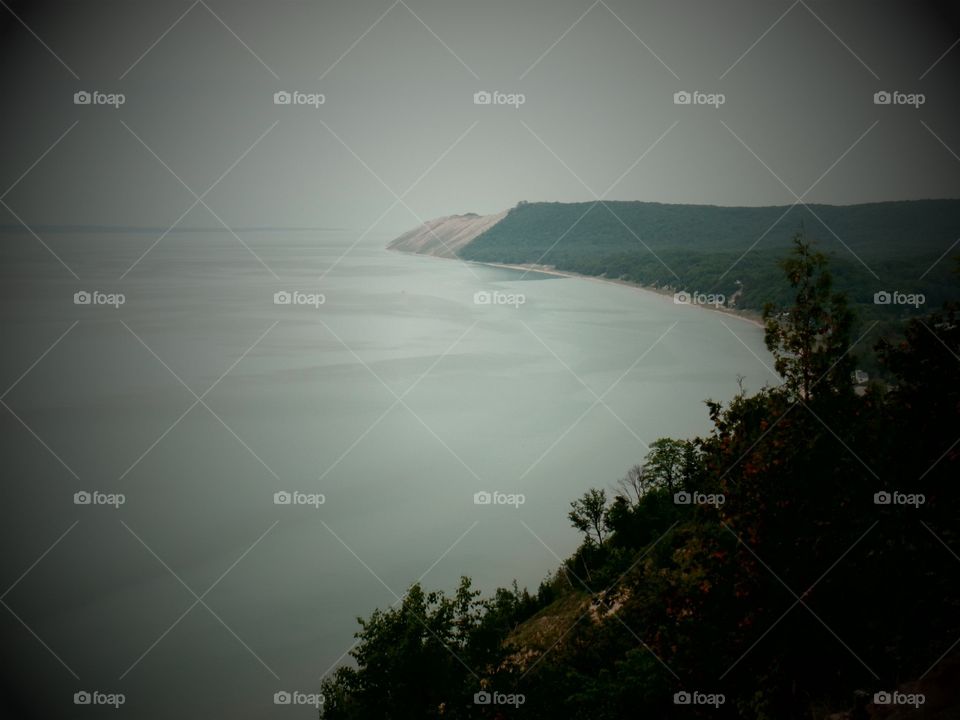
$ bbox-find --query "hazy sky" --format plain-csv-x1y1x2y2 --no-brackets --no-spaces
1,0,960,233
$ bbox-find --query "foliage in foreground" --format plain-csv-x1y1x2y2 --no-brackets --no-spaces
321,236,960,719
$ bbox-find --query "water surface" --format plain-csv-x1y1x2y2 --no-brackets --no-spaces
0,230,774,718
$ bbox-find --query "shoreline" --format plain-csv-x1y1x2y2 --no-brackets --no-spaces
477,261,766,329
388,247,765,329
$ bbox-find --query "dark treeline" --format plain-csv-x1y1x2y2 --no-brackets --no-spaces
320,236,960,719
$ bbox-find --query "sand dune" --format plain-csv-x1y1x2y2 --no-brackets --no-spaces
387,210,508,258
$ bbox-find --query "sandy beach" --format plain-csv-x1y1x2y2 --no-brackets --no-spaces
463,260,766,329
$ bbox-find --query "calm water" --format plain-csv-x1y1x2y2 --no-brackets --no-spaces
0,230,774,718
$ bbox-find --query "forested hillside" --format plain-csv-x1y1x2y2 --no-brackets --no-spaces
457,199,952,300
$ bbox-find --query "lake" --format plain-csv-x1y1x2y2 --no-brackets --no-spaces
0,229,774,717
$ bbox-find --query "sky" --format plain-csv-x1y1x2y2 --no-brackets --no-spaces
1,0,959,234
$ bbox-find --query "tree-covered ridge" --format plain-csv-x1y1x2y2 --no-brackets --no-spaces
457,199,960,315
321,238,960,719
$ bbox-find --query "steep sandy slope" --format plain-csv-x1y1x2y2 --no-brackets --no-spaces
387,210,508,258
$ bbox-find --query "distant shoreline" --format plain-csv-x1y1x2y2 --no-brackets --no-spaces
471,259,766,330
386,247,765,329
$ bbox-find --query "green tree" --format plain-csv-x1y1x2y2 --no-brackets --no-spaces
763,231,854,400
568,488,610,547
320,578,482,719
642,438,696,493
